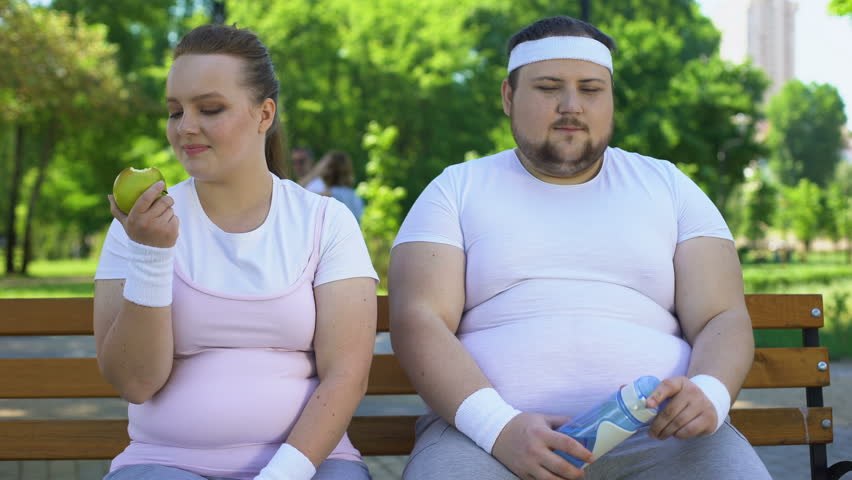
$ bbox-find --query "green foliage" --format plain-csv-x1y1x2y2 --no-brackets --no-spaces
825,163,852,260
665,58,768,207
0,2,127,121
228,0,493,200
775,179,823,252
766,80,848,187
743,263,852,291
829,0,852,15
739,170,777,247
0,1,133,272
356,122,407,289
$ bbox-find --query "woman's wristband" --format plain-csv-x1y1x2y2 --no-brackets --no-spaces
454,387,522,454
690,374,731,432
123,239,175,308
254,443,316,480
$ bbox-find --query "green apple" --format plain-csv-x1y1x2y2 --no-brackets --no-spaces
112,167,167,214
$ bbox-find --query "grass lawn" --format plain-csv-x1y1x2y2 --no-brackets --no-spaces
0,258,97,298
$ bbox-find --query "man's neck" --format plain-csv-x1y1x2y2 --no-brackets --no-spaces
514,148,605,185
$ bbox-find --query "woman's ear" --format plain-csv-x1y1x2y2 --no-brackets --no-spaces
258,98,276,134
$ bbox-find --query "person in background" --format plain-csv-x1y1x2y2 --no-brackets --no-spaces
94,24,376,480
320,150,365,223
292,146,329,194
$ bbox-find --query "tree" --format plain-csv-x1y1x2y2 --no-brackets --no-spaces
829,0,852,15
666,58,768,208
0,1,126,273
356,122,406,289
740,170,777,249
766,80,848,187
826,163,852,263
777,179,823,257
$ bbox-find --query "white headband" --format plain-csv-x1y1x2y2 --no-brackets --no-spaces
507,36,613,74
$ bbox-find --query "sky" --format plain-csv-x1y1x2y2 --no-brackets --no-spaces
698,0,852,130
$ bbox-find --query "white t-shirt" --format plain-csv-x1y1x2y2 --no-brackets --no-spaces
304,177,328,195
97,173,377,294
393,147,733,417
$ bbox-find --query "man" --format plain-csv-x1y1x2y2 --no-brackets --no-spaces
388,16,770,480
291,146,328,194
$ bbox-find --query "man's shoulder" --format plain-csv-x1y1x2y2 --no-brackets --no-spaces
440,149,516,178
608,147,680,178
609,147,672,168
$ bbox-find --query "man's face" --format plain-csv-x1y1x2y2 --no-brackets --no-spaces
291,151,313,178
502,57,614,183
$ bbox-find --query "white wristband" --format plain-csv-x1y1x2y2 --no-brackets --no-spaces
690,374,731,433
254,443,316,480
123,239,175,308
454,388,522,454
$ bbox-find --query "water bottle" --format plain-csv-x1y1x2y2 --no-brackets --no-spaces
555,376,662,469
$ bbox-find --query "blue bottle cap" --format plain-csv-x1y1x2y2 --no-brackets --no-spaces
634,376,661,399
619,376,662,423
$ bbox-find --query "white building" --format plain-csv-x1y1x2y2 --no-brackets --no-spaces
707,0,797,100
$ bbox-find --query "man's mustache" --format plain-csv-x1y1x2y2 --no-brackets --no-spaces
551,118,588,130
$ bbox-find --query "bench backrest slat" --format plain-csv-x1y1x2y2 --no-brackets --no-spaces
0,294,824,335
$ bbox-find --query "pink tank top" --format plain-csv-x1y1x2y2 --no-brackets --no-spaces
110,199,361,480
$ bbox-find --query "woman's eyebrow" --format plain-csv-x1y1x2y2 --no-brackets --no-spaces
166,91,225,103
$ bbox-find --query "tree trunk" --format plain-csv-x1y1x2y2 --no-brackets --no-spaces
21,123,57,275
5,125,24,275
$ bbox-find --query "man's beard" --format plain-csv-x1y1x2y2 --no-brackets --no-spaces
511,116,612,178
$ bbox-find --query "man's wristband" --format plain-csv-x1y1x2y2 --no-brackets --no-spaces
690,374,731,433
454,387,522,454
123,239,175,308
254,443,316,480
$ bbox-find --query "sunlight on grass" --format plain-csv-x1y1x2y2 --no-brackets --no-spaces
0,283,94,298
27,258,98,278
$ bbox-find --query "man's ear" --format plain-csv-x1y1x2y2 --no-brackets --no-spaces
258,98,276,134
501,78,513,117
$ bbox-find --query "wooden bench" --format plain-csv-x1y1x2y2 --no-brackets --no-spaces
1,294,850,479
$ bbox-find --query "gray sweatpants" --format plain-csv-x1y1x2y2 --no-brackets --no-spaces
403,413,771,480
103,459,371,480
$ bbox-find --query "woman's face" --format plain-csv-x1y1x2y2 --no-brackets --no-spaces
165,54,274,181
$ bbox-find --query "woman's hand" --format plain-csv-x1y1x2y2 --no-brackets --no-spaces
109,181,179,248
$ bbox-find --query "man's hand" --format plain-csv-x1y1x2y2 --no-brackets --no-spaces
646,376,717,440
109,181,178,248
491,412,593,480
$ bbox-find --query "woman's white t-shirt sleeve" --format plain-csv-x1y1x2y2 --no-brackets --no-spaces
314,199,378,286
671,165,734,244
393,170,464,249
94,219,131,280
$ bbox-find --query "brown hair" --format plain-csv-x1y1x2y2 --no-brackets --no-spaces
321,150,355,188
173,24,286,178
506,16,616,90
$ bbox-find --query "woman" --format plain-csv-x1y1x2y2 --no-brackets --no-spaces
319,150,364,223
93,24,377,480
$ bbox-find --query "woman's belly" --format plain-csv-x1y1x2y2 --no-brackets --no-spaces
129,348,318,447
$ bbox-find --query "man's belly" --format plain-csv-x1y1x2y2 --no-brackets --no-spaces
458,283,691,417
